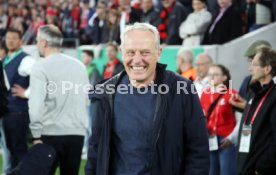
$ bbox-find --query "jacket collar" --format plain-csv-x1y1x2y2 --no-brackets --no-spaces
250,79,275,97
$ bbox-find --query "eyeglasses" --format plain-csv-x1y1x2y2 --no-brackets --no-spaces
208,73,222,77
195,62,209,67
250,62,263,67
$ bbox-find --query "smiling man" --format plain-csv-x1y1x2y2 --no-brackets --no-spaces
85,23,209,175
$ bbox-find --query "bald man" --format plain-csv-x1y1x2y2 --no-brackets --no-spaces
194,53,213,97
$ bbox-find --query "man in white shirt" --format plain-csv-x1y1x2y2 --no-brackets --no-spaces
194,53,213,98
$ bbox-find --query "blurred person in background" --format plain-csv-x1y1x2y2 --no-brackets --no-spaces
179,0,212,47
158,0,189,45
200,64,240,175
103,42,124,80
140,0,160,27
229,40,272,110
176,49,197,81
194,53,213,97
2,28,34,173
236,46,276,175
203,0,242,44
101,8,121,44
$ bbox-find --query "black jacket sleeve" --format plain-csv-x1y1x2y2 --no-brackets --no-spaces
85,98,105,175
255,104,276,174
183,81,210,175
0,61,8,117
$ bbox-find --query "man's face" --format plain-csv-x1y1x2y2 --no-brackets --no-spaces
195,55,211,78
217,0,231,8
106,45,117,61
5,32,22,52
162,0,173,8
81,52,92,66
141,0,153,12
250,53,266,82
121,30,161,85
192,0,205,12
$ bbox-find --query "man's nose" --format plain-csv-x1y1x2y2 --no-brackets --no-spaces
132,52,143,63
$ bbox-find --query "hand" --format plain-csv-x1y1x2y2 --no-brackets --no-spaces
229,94,247,109
220,138,232,149
12,84,27,98
33,139,43,145
255,171,260,175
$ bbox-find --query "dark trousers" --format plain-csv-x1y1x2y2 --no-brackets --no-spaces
41,135,84,175
3,112,29,169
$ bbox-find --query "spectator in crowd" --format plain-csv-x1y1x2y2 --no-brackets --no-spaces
81,49,101,158
82,50,102,85
158,0,189,45
101,9,121,44
71,0,82,35
103,42,124,79
140,0,160,27
86,22,209,175
0,39,11,175
248,0,272,32
7,3,18,29
240,40,271,98
194,53,213,97
203,0,243,45
23,14,45,45
87,0,108,44
207,0,220,16
118,0,142,33
29,25,89,175
179,0,212,47
176,49,197,81
229,40,271,110
237,46,276,175
60,1,76,39
0,3,8,37
79,0,95,45
200,64,240,175
2,28,32,172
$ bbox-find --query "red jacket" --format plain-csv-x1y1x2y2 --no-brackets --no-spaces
200,88,236,137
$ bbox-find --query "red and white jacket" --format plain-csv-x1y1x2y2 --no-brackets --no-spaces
200,88,237,137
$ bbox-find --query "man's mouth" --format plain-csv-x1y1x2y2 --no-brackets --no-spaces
131,66,146,72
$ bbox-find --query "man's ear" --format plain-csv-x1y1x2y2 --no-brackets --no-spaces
265,65,272,75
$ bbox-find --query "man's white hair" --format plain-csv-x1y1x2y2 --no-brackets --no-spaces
177,49,194,64
120,22,160,50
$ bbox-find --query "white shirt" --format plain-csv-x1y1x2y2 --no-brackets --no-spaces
194,76,210,98
18,55,36,98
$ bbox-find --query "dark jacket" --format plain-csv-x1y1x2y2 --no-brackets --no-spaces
0,61,8,117
166,1,189,45
203,4,242,45
237,80,276,175
141,7,161,27
4,51,29,113
85,63,210,175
